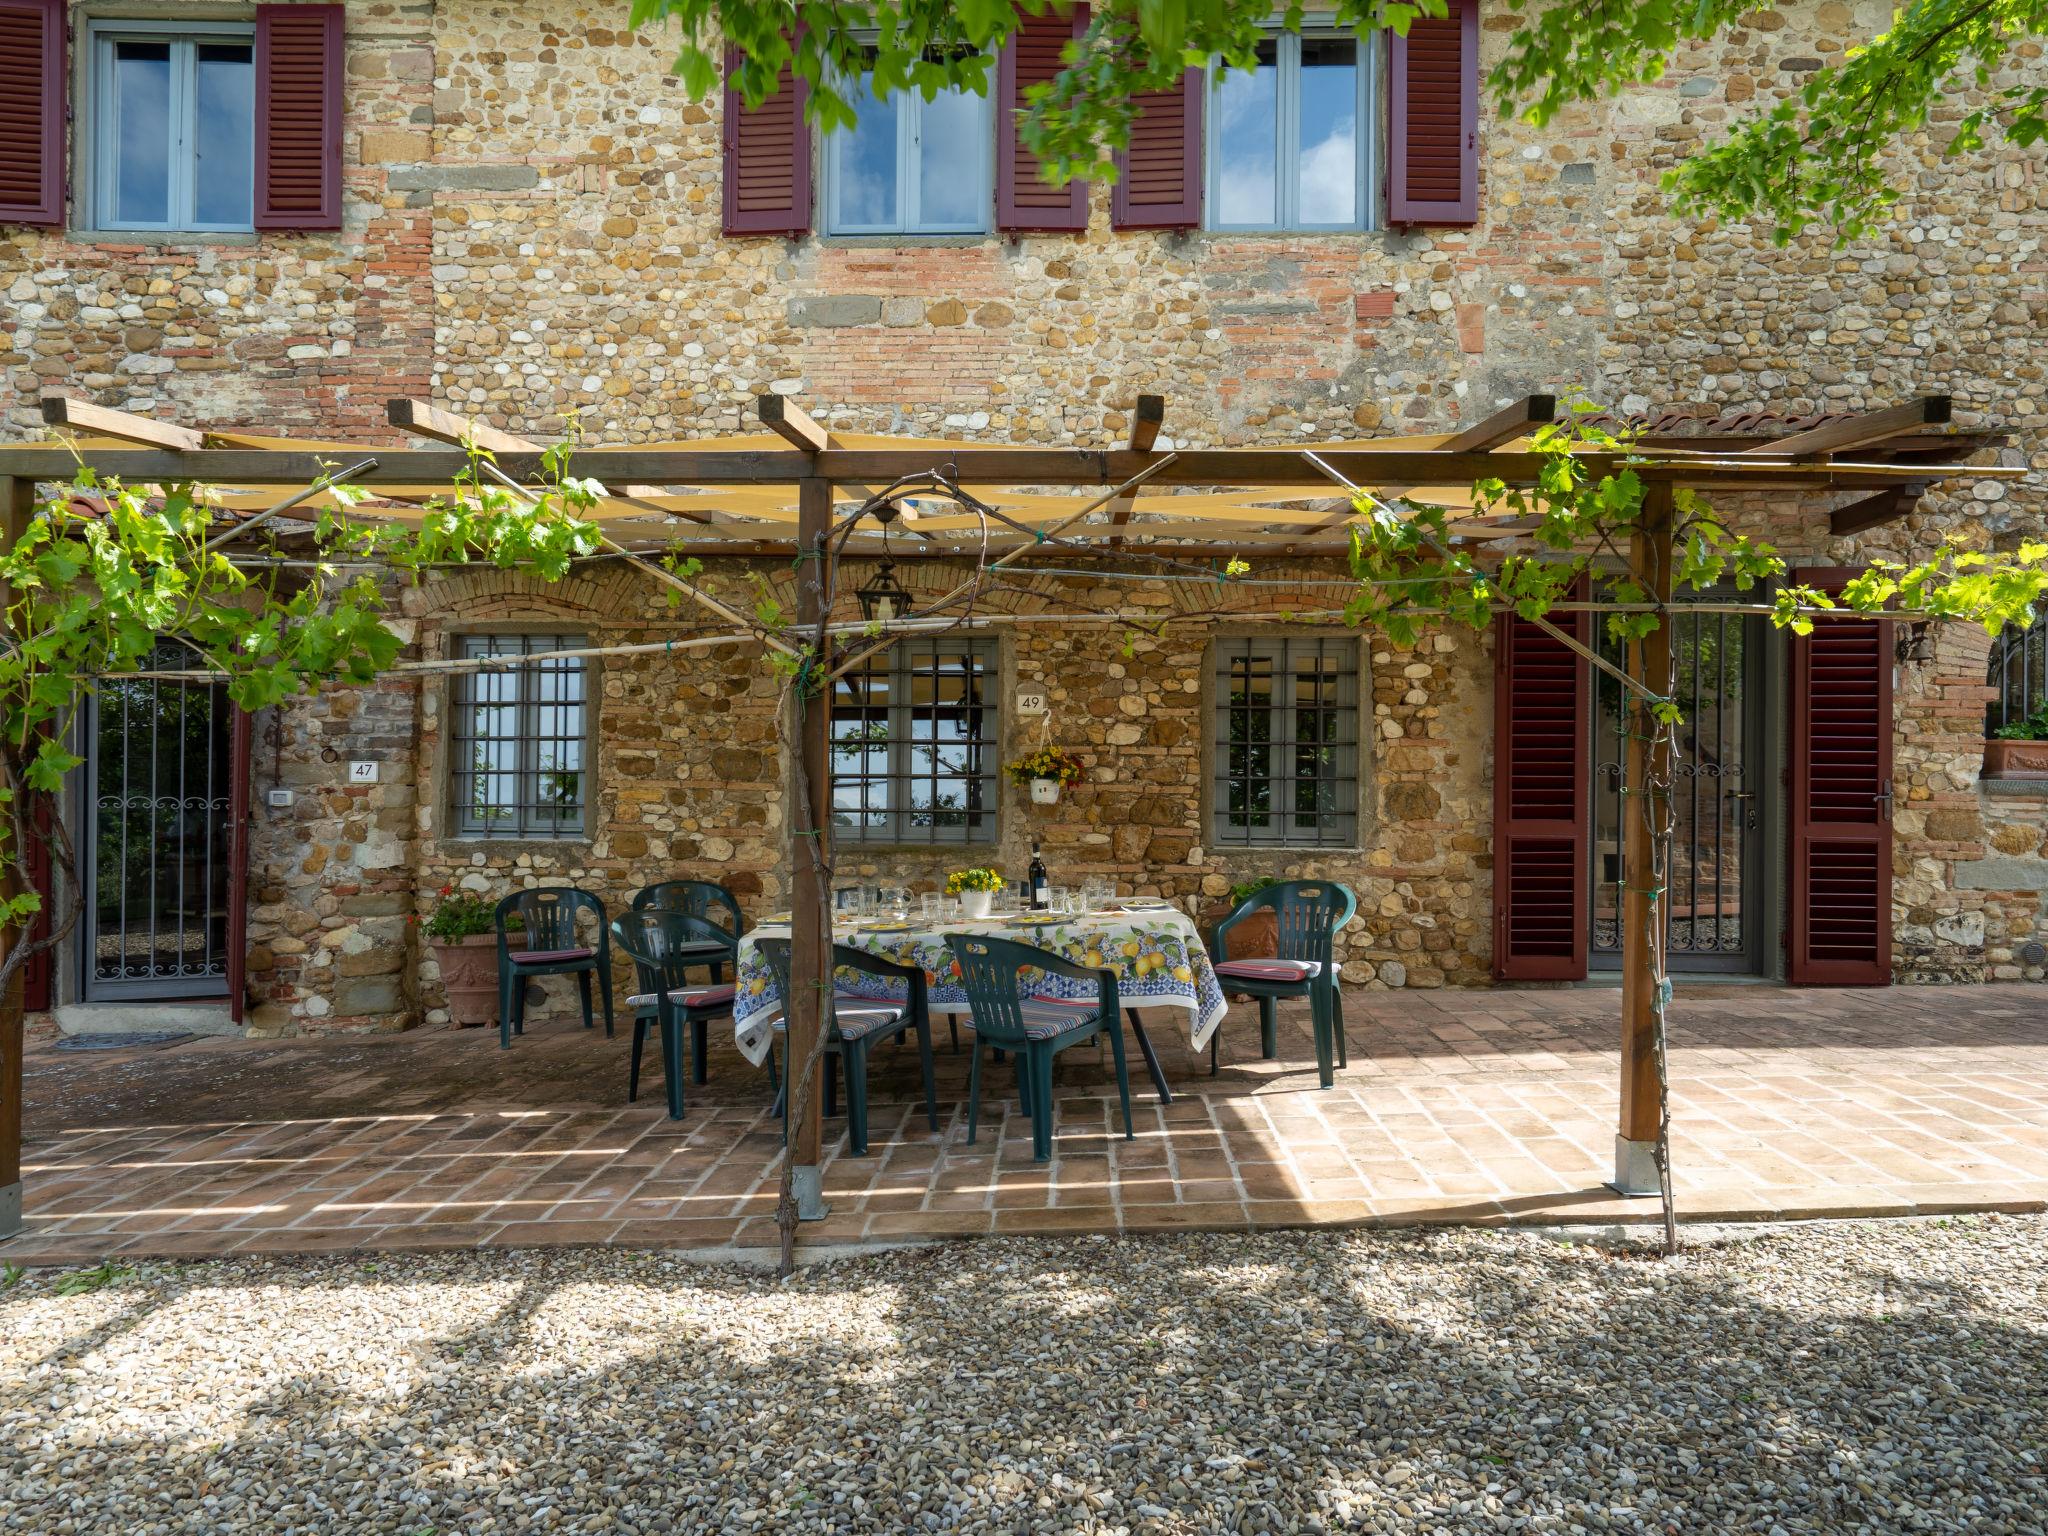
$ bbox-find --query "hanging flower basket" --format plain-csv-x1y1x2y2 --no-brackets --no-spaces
1006,746,1084,806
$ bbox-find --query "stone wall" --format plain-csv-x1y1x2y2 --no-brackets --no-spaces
6,0,2047,1027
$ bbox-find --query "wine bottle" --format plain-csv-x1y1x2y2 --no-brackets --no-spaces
1028,839,1049,911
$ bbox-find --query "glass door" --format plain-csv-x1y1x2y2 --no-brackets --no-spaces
82,642,234,1000
1589,601,1766,973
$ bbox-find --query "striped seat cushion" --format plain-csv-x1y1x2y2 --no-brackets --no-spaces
959,996,1101,1041
511,946,593,965
1213,958,1321,983
768,995,908,1041
626,982,736,1012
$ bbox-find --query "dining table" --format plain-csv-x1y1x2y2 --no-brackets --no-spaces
732,900,1231,1103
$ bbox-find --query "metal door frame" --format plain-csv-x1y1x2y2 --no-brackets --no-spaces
1588,598,1775,976
76,664,235,1002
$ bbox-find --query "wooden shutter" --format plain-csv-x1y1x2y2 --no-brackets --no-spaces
722,43,810,237
997,6,1088,232
0,0,65,227
254,4,344,230
1112,67,1201,229
1492,602,1589,980
1788,570,1893,985
1388,0,1478,225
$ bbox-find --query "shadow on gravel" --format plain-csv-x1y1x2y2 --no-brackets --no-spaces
3,1222,2044,1532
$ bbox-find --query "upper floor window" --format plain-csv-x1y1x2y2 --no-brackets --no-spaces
89,20,256,233
1207,31,1378,232
452,634,588,839
825,46,991,235
1988,621,2048,736
831,638,998,843
1213,636,1361,847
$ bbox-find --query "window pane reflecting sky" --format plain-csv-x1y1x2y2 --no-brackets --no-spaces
194,44,253,227
113,42,172,225
1297,38,1357,225
917,86,982,227
837,75,900,228
1214,39,1278,226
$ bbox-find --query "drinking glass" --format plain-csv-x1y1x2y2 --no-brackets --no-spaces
880,885,909,919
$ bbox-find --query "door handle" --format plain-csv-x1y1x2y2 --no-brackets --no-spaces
1725,788,1757,830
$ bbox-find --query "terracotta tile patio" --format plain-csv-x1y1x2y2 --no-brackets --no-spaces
5,983,2046,1265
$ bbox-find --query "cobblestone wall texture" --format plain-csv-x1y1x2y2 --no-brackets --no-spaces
5,0,2044,1030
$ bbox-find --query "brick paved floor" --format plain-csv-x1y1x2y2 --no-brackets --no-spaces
4,983,2045,1265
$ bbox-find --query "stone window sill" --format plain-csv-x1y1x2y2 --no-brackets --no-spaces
66,229,260,248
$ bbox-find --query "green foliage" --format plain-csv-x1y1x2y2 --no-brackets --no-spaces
628,0,2044,242
0,439,602,974
1993,704,2048,742
1,1261,23,1291
50,1261,135,1296
1228,874,1280,906
420,884,501,941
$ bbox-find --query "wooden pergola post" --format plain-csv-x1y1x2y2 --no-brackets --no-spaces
785,475,833,1220
0,476,32,1239
1615,481,1675,1195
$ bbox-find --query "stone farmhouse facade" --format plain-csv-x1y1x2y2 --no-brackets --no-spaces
1,0,2044,1035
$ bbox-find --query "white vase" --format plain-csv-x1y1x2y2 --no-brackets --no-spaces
1029,777,1061,805
960,889,994,920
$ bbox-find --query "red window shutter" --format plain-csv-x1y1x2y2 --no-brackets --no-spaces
1492,602,1589,980
0,0,65,227
1111,67,1200,229
255,4,344,230
1388,0,1478,226
723,43,810,237
1789,569,1893,986
997,5,1088,233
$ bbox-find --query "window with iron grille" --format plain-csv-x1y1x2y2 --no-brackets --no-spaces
1988,621,2048,736
831,638,997,844
450,634,588,838
1213,636,1360,847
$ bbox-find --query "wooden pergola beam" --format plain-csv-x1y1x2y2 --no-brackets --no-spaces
41,391,206,452
757,395,831,455
1830,483,1928,538
1439,393,1557,453
385,397,539,456
1743,395,1952,461
1108,394,1168,543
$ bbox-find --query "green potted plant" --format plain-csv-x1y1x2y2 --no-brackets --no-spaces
1006,745,1085,806
946,867,1006,920
419,884,508,1028
1986,707,2048,780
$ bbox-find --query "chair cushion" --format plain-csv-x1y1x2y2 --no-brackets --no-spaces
768,994,908,1041
960,996,1100,1041
1213,958,1321,983
626,983,736,1012
511,946,593,965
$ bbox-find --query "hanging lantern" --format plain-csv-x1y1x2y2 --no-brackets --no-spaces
857,558,911,624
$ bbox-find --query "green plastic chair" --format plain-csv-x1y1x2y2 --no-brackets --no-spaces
494,887,614,1050
1210,880,1357,1088
611,909,736,1119
753,937,940,1156
629,880,742,983
945,932,1135,1163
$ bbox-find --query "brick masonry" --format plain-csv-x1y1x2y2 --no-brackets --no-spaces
3,0,2045,1030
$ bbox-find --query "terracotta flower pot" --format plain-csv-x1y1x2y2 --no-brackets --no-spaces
1202,903,1280,961
1983,738,2048,780
430,933,500,1028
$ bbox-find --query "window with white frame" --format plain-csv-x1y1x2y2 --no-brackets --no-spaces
1207,30,1378,232
831,638,998,843
451,634,588,838
825,45,992,234
89,19,256,233
1213,637,1361,847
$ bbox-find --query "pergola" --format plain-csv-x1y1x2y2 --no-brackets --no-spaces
0,388,2009,1239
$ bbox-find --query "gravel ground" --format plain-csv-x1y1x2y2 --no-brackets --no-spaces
3,1217,2044,1535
